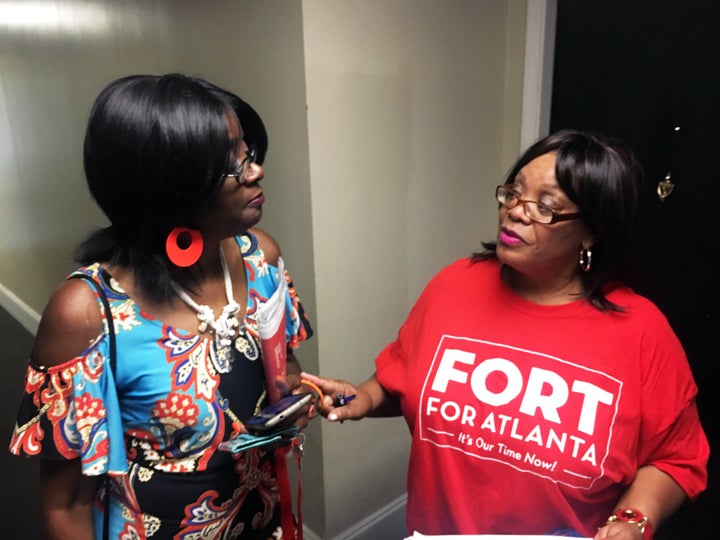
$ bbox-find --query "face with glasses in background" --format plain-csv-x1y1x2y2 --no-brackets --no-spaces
198,113,265,234
495,185,580,224
223,143,258,186
495,152,593,285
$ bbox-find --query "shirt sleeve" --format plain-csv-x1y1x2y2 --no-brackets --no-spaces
283,267,313,348
641,398,709,500
9,335,128,477
375,266,444,430
375,261,455,397
636,300,709,500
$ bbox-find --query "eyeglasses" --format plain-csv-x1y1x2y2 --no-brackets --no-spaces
223,144,257,186
495,185,581,224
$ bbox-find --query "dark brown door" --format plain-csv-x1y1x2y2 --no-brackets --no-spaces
550,1,718,537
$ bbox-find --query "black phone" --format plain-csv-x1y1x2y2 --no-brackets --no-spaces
244,392,313,433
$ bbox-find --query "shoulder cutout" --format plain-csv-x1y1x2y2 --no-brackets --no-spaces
32,278,105,368
250,227,282,266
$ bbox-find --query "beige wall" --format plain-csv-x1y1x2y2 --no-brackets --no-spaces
0,1,528,538
302,1,526,536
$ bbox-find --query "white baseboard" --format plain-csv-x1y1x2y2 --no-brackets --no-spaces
0,282,40,335
332,493,407,540
302,524,324,540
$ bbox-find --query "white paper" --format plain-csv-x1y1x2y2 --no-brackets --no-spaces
256,257,287,338
256,257,287,403
405,533,590,540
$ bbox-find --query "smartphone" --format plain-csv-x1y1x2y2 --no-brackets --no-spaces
244,392,313,433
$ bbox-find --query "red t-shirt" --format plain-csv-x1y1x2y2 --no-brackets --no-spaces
376,258,708,536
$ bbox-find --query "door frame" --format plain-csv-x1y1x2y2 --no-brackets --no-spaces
521,0,557,150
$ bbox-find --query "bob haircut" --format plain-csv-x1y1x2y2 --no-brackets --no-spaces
206,84,269,165
475,129,642,311
77,73,268,301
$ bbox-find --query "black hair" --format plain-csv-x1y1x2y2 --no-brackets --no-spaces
474,129,642,311
75,73,267,302
213,87,269,164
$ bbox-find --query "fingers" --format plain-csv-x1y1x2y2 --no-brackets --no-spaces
299,379,324,402
300,372,361,421
323,391,358,422
300,372,340,416
593,523,636,540
326,399,362,423
272,376,323,421
300,372,357,397
593,525,609,539
299,372,341,394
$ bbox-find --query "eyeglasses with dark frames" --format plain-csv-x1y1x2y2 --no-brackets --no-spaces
495,185,581,225
223,144,257,186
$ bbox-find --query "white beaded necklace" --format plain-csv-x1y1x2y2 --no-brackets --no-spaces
170,247,241,356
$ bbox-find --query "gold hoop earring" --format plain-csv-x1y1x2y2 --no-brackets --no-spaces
579,247,592,272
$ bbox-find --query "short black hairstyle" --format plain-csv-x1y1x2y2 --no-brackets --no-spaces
475,129,643,311
76,73,267,301
208,85,269,165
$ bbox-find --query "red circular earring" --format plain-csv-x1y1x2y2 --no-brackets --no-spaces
165,227,203,267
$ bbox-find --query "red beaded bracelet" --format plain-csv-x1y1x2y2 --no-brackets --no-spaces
606,508,653,540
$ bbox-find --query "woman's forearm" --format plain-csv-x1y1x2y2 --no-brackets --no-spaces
612,465,687,528
40,459,98,540
359,374,402,417
594,465,688,539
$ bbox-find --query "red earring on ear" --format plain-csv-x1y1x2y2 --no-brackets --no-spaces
165,227,203,267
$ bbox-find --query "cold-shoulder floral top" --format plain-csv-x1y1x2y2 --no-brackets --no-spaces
9,231,313,539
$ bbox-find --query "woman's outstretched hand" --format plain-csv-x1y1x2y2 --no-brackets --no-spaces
593,522,643,540
300,372,369,422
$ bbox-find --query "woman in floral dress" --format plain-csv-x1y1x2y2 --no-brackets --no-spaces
10,73,313,539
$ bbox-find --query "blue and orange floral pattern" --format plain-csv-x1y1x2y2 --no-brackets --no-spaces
9,231,312,539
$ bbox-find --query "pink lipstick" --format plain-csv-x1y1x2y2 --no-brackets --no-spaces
498,228,524,246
